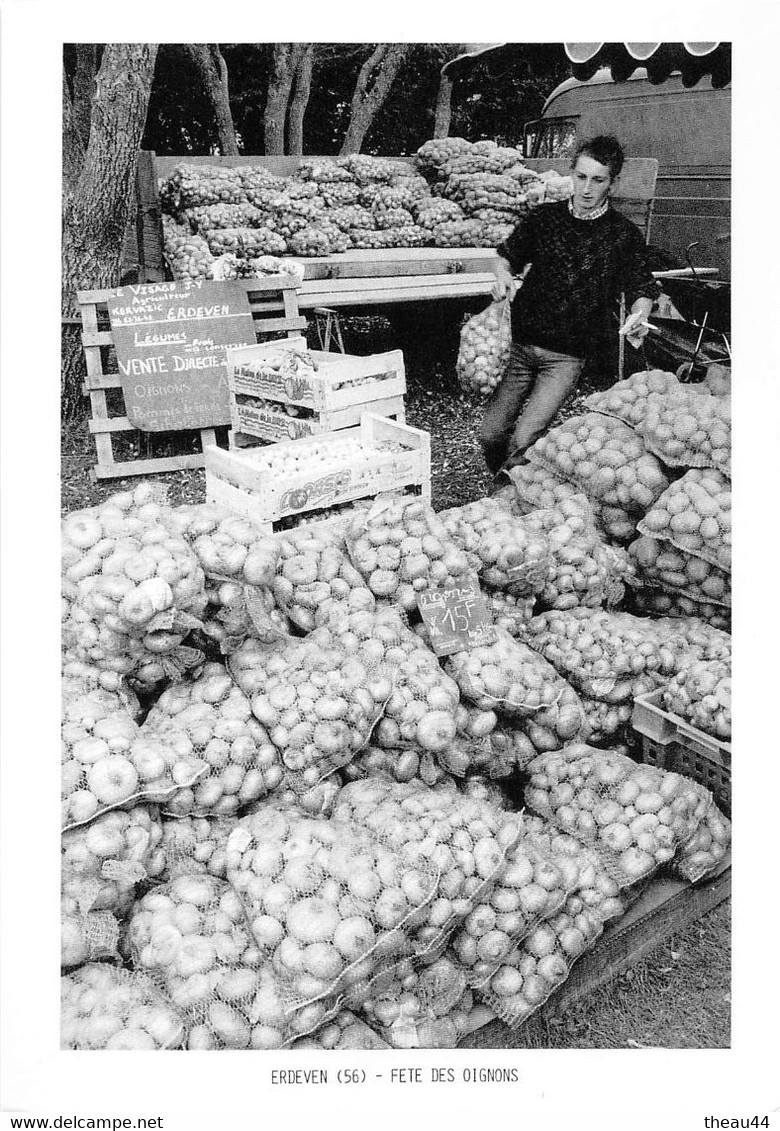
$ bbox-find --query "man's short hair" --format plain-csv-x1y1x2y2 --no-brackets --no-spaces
571,135,625,180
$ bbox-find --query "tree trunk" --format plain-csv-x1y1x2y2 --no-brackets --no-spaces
72,44,99,150
339,43,411,155
264,43,299,155
62,43,158,420
433,71,453,138
62,67,86,201
287,44,314,155
180,43,240,155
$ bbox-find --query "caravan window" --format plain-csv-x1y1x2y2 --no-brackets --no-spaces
525,117,577,159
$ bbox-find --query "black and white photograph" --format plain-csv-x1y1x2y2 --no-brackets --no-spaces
1,7,779,1130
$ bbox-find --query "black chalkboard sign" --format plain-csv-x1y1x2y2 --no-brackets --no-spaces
417,577,497,657
106,279,257,432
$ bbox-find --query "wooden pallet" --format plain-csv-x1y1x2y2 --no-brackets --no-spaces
76,277,306,481
227,337,407,445
205,413,431,533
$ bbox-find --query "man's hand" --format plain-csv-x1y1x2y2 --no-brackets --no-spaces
620,304,654,349
491,258,519,303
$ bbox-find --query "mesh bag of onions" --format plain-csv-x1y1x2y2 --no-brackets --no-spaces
524,743,713,886
224,806,439,1038
333,778,521,959
456,300,512,396
61,964,187,1050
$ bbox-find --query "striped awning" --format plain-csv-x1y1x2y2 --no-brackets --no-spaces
564,42,730,86
442,42,730,87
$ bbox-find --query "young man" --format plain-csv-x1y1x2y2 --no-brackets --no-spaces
481,134,661,476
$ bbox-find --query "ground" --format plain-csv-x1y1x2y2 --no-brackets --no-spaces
60,314,730,1049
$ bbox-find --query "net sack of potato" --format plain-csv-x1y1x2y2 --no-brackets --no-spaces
186,202,267,234
414,199,465,230
61,964,187,1050
579,696,636,745
318,182,363,207
507,463,637,543
524,743,713,886
226,628,392,788
324,606,461,757
272,529,376,633
358,952,475,1049
662,658,731,742
62,804,165,919
168,503,281,589
628,534,731,607
635,391,731,476
704,364,731,397
139,662,286,817
128,872,312,1049
161,164,249,211
528,412,671,521
61,897,122,970
205,226,288,258
162,215,214,281
296,158,356,184
476,898,603,1028
292,1009,390,1050
456,300,513,396
443,626,581,731
484,590,536,637
160,815,241,881
672,804,731,883
345,496,472,611
630,584,731,631
61,677,207,831
652,617,731,666
521,494,630,611
195,578,290,656
449,827,579,987
62,488,208,680
521,608,675,703
224,806,439,1033
433,218,494,248
343,745,458,793
333,778,521,958
440,702,535,779
415,137,473,178
438,498,551,597
328,204,374,231
343,154,416,183
637,468,731,573
584,369,706,426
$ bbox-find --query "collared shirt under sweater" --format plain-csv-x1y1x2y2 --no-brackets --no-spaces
497,200,661,359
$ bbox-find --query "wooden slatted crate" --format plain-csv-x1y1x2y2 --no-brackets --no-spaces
205,413,431,534
227,336,406,445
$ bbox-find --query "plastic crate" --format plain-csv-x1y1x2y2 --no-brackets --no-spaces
227,336,406,443
204,413,431,534
632,688,731,814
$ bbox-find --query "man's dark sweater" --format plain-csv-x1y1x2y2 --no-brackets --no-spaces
497,200,660,359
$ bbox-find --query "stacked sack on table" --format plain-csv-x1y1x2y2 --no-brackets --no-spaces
158,143,575,279
60,469,730,1049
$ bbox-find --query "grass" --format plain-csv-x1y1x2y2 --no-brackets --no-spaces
60,315,730,1050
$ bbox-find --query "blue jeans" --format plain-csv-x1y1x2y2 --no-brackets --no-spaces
480,341,584,474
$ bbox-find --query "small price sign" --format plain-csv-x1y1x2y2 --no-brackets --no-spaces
416,576,497,657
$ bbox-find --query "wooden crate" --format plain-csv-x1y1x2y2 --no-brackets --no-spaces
632,688,731,814
205,413,431,533
227,336,407,444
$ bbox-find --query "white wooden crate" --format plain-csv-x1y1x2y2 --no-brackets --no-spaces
205,413,431,533
227,336,407,444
